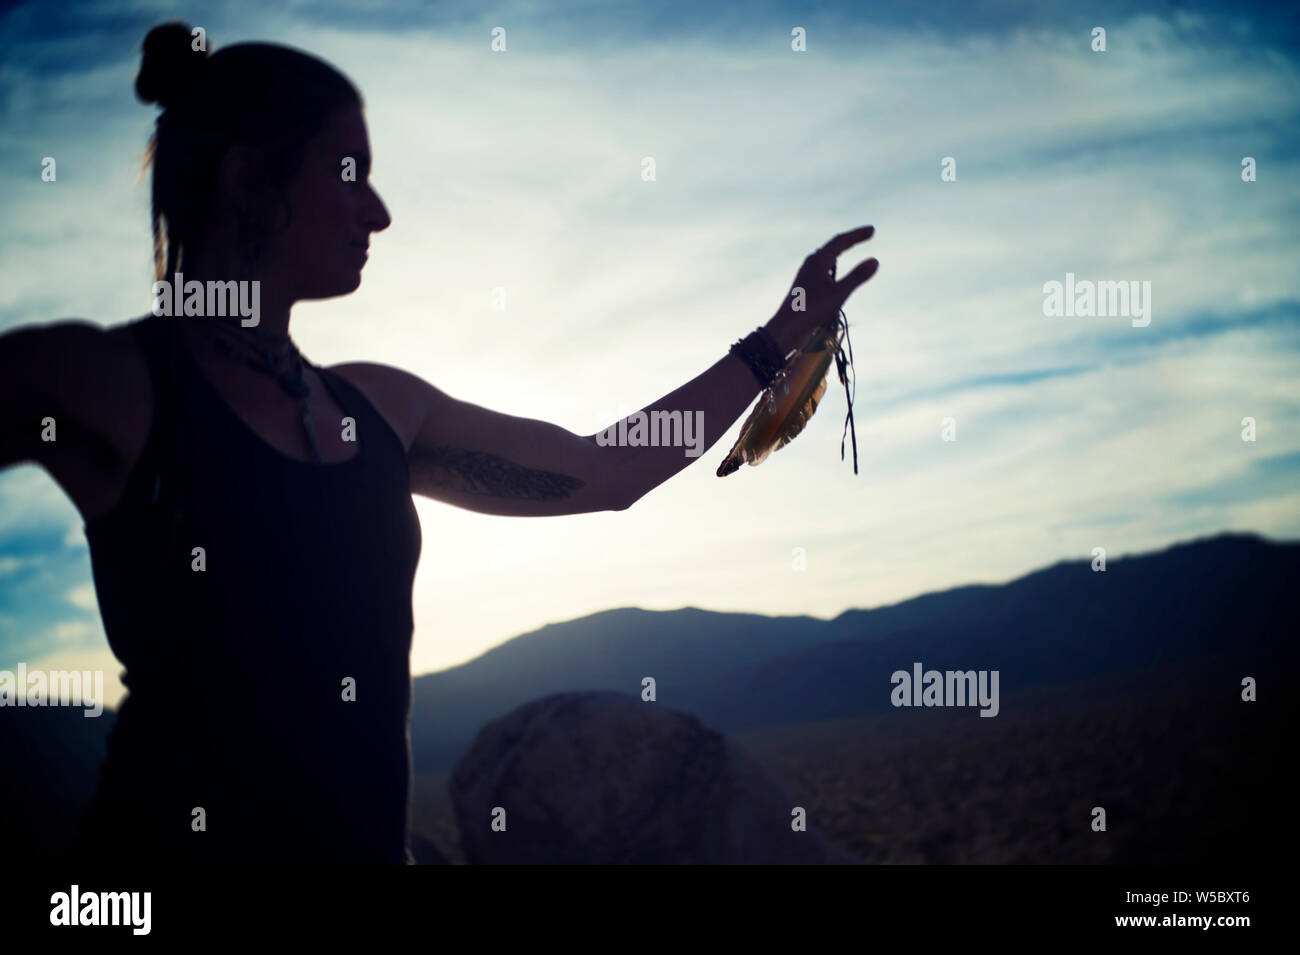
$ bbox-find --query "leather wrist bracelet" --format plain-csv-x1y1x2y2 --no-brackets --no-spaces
729,325,788,389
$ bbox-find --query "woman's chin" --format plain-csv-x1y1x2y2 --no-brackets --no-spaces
309,270,364,299
332,268,369,294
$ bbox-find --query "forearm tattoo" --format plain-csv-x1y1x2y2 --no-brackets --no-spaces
411,445,585,501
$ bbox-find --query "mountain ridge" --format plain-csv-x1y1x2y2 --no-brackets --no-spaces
409,531,1297,769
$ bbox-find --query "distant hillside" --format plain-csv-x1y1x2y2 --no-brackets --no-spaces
4,531,1293,859
410,532,1297,770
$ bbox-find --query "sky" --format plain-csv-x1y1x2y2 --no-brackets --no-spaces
1,0,1298,710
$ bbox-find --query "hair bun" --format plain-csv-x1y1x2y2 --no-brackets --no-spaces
135,21,209,110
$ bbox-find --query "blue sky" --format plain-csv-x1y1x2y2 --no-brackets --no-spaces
1,0,1298,708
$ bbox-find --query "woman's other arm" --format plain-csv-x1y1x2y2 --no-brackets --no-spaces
0,321,151,519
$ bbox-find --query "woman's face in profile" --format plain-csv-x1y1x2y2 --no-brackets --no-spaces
267,105,392,302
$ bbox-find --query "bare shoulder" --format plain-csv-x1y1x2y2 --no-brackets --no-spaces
327,361,445,454
4,317,138,364
0,317,153,519
63,319,153,420
2,317,151,425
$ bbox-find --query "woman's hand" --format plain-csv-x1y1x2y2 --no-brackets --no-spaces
763,225,879,356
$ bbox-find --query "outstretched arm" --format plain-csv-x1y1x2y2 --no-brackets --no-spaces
0,320,151,520
334,226,877,517
332,348,766,517
428,346,767,515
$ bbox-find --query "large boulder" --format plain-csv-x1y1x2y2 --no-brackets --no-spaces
450,691,861,864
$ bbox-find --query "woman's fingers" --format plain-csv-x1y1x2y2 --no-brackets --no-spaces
779,226,877,339
836,256,879,302
817,225,875,263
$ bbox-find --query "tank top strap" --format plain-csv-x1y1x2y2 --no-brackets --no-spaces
312,364,410,471
126,314,182,415
123,315,407,480
123,315,188,511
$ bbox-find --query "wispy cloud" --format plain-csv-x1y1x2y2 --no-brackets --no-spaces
64,583,97,611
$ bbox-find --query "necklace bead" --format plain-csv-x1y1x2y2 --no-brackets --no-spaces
202,322,324,463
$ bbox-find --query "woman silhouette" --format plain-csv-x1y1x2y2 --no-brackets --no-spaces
0,22,877,864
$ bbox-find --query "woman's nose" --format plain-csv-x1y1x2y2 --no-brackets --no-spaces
364,184,392,232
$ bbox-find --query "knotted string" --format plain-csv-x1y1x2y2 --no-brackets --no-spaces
832,309,858,474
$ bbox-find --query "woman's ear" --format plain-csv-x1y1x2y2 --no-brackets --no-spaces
213,143,281,267
215,143,294,258
216,144,265,215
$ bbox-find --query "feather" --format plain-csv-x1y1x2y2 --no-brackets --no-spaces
717,319,845,476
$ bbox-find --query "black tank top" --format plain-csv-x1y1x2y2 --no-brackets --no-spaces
70,315,422,864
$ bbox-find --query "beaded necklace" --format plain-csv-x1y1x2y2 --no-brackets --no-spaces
197,320,324,463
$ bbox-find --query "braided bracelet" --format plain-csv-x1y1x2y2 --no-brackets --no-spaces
729,325,788,389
